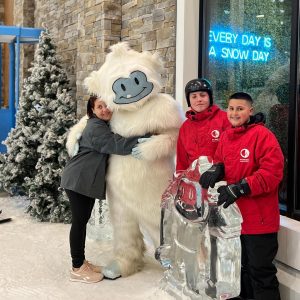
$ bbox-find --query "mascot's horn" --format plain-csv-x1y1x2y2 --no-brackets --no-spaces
83,70,100,96
109,41,131,55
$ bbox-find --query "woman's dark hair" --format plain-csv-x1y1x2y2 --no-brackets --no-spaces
228,92,253,105
86,95,98,118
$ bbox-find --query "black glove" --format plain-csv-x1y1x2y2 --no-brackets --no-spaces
199,163,225,189
217,179,251,208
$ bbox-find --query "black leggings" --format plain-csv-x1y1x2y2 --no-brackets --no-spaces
65,189,95,268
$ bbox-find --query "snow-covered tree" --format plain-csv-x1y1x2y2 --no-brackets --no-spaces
0,30,70,195
25,89,76,222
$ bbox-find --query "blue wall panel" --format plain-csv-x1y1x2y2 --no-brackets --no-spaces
0,26,42,154
0,109,13,153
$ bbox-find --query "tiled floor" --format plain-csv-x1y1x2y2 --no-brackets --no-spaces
0,195,173,300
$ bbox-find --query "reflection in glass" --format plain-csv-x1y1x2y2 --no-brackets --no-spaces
204,0,292,208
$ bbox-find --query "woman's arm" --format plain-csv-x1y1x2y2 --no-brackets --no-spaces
90,120,144,155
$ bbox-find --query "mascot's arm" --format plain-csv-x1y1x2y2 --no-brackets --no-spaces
132,94,183,161
66,115,88,157
133,128,179,161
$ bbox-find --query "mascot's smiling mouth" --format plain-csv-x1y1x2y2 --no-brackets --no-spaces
120,87,147,100
112,71,154,104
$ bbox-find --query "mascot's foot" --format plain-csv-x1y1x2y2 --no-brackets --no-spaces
102,261,122,280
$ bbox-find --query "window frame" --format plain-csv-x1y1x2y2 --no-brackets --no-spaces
198,0,300,220
287,0,300,220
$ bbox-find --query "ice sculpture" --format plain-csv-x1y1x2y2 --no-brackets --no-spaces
155,156,243,300
87,199,113,241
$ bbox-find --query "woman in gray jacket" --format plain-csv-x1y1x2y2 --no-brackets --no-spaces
61,96,147,283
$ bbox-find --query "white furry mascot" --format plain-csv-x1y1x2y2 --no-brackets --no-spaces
67,42,183,278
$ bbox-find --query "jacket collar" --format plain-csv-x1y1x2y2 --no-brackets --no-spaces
227,118,265,140
186,104,220,121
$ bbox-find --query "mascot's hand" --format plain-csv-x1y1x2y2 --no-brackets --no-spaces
67,133,81,157
131,133,177,161
131,137,152,159
67,132,81,157
137,137,151,144
71,139,80,157
131,147,143,159
66,115,88,157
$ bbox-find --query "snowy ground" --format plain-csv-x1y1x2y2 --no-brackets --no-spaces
0,193,175,300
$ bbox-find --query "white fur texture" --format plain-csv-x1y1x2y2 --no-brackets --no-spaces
66,115,88,157
84,42,163,112
83,42,183,277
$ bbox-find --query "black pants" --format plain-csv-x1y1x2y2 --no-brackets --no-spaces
239,233,281,300
65,189,95,268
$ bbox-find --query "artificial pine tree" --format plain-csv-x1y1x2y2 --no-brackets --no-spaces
0,30,70,195
25,88,76,222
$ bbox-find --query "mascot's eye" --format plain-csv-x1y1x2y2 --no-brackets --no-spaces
121,84,126,91
134,77,139,85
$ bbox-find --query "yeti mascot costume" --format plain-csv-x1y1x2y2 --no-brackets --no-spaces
67,42,183,279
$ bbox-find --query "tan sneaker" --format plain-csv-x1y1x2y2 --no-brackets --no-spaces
84,259,102,273
70,263,104,283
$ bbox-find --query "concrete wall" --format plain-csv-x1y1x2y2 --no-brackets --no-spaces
175,0,199,110
276,216,300,300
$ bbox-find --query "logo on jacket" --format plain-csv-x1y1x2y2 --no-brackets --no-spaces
240,148,250,162
211,130,220,141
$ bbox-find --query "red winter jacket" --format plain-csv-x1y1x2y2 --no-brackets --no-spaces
214,123,284,234
176,105,230,171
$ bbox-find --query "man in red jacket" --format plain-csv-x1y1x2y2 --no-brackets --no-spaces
176,78,231,172
200,92,284,300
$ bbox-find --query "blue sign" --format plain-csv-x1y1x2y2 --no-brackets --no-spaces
208,27,272,62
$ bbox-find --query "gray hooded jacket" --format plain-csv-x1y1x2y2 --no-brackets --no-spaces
61,117,141,199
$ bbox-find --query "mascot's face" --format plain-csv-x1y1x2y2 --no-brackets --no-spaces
84,42,163,111
112,71,153,104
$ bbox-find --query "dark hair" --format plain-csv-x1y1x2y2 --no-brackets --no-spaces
228,92,253,105
86,95,98,118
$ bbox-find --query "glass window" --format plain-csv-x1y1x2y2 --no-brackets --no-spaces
201,0,292,211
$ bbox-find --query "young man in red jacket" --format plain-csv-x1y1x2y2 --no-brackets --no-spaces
176,78,230,172
200,92,284,300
